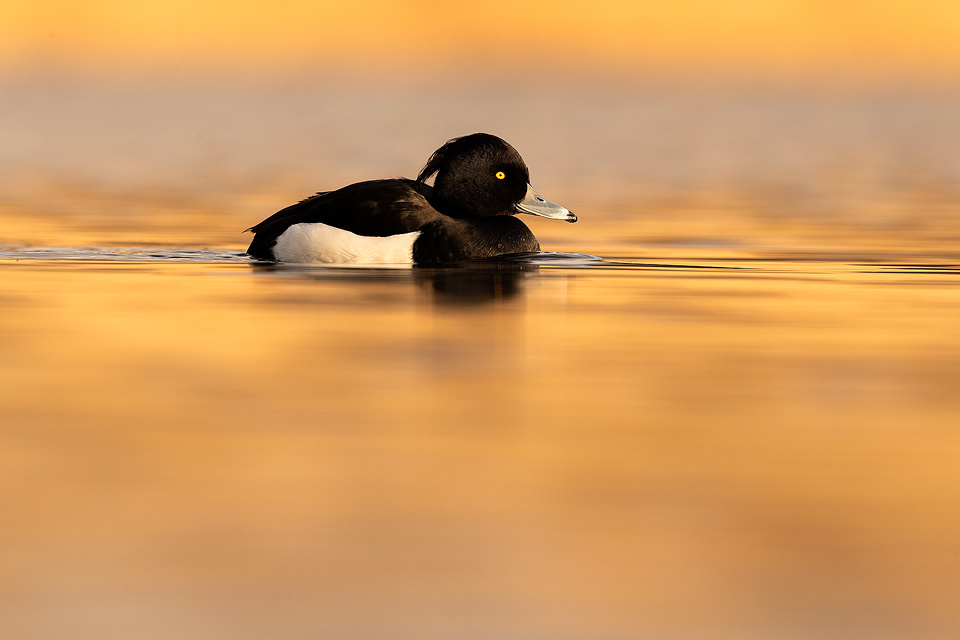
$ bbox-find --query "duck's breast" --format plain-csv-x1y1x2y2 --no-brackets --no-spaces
413,216,539,264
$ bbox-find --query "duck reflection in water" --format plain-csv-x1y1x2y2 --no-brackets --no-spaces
413,258,536,303
249,258,535,304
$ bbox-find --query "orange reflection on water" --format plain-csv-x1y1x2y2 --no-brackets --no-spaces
2,232,960,638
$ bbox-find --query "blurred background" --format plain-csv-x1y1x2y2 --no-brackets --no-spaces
6,0,960,79
3,3,960,640
3,0,960,256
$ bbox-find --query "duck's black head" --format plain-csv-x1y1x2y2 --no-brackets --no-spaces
416,133,576,223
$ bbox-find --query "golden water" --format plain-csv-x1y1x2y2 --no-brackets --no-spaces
2,80,960,639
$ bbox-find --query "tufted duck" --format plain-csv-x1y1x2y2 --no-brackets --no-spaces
245,133,576,264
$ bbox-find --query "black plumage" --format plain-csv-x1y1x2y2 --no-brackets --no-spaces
245,133,575,264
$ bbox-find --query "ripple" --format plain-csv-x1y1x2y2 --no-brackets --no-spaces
863,264,960,274
0,246,249,263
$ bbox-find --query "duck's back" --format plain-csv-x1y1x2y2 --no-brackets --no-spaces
246,179,440,261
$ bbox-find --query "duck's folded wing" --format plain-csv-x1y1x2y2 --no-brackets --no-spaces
246,179,438,260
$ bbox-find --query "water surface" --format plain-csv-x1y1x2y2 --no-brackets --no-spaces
3,240,959,640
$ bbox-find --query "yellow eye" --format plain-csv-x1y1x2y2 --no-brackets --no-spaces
495,171,506,180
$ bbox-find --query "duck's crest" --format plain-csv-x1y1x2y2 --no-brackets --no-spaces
416,133,506,185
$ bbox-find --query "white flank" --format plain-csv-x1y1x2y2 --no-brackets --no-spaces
273,223,419,264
